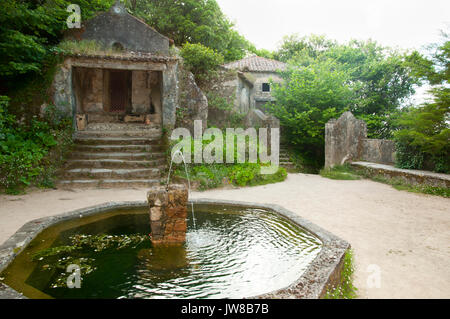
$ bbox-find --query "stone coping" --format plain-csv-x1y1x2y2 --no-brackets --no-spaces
64,52,178,63
352,161,450,188
0,200,349,299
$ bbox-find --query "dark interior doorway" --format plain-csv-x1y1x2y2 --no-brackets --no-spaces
109,70,131,113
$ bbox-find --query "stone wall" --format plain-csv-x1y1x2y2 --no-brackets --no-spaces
325,112,396,168
176,67,208,133
362,139,396,164
162,62,179,129
147,185,188,245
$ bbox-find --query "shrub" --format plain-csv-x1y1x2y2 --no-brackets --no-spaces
169,133,287,191
394,103,449,173
0,97,73,194
180,42,224,83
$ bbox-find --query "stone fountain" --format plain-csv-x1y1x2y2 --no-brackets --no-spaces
147,184,188,245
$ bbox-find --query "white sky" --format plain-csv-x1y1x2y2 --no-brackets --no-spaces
216,0,450,52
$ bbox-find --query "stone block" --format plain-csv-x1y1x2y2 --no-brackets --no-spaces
76,114,87,131
147,184,188,245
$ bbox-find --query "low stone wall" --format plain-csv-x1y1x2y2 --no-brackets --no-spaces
361,139,396,165
351,162,450,188
147,184,188,245
325,112,396,168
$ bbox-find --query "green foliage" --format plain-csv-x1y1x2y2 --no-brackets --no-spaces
180,42,224,82
267,57,353,165
271,35,419,143
0,0,114,92
58,39,114,55
0,98,73,194
346,166,450,198
394,37,450,173
171,134,287,191
125,0,250,61
274,34,336,62
319,165,361,180
288,148,321,174
176,163,287,191
324,250,357,299
394,103,449,173
31,233,149,288
362,173,450,198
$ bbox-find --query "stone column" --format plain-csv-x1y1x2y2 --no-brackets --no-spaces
147,184,188,245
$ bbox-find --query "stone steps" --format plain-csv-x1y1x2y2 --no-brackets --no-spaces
74,136,161,146
86,123,161,131
279,146,297,172
74,144,164,153
58,129,166,189
58,179,161,189
75,130,162,138
62,168,161,180
70,152,165,161
64,159,166,169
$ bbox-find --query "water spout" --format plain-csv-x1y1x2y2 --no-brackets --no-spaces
166,150,196,229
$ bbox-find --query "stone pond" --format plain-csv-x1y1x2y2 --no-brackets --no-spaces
0,185,349,299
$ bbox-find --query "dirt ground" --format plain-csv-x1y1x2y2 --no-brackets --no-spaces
0,173,448,299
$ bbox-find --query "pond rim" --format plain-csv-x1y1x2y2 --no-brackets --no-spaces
0,199,349,299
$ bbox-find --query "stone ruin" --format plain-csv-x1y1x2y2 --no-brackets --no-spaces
147,184,188,245
325,112,396,168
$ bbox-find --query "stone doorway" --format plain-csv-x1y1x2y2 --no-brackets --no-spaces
72,66,163,125
108,70,131,113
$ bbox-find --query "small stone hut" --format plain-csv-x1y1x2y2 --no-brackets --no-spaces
222,56,286,114
52,1,180,129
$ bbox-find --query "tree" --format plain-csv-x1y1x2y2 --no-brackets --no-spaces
267,58,353,165
125,0,250,61
273,35,419,138
394,35,450,173
180,42,224,83
0,0,114,93
273,34,336,62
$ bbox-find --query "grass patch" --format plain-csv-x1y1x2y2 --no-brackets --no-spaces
323,249,357,299
321,164,449,198
58,40,115,56
367,174,450,198
320,165,361,180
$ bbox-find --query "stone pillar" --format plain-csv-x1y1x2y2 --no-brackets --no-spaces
325,112,367,168
147,184,188,245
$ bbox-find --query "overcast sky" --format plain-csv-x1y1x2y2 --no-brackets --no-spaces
216,0,449,52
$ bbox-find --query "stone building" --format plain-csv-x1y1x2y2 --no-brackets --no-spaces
222,56,286,114
53,0,179,129
50,1,207,188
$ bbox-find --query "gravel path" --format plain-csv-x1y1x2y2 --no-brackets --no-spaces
0,173,449,298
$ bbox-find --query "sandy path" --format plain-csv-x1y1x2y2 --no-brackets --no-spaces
0,173,449,299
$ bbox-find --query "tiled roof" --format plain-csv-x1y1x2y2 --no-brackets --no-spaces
223,55,286,72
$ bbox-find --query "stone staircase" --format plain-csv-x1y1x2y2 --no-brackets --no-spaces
58,123,166,189
279,146,296,172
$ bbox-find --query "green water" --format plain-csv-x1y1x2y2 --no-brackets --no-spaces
1,204,322,299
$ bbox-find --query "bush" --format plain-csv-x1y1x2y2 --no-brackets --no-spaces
0,97,73,194
180,42,224,83
169,133,287,191
394,103,449,173
267,58,352,166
